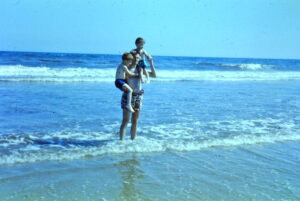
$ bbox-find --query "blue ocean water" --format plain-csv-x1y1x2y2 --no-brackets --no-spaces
0,51,300,200
0,51,300,163
1,51,300,83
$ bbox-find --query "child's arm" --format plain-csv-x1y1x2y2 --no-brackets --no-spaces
123,66,139,78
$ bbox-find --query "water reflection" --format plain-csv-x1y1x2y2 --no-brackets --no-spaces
115,154,145,200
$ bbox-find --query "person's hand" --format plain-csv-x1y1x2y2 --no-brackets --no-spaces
139,89,144,95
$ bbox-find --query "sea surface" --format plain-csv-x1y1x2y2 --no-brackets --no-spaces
0,51,300,200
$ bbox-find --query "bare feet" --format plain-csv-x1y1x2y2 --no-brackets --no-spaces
125,104,135,113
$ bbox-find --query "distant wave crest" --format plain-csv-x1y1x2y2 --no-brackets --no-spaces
221,63,273,70
196,62,274,70
1,65,300,82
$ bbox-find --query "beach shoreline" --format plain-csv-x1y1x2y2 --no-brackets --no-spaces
1,140,299,201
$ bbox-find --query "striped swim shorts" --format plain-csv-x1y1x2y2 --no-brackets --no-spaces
121,92,143,112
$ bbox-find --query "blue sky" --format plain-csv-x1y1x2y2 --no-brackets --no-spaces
1,0,300,59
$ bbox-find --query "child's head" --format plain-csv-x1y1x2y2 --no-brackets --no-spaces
122,53,134,65
135,37,145,49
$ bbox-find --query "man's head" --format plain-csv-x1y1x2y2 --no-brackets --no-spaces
135,37,145,49
122,53,134,65
131,50,141,64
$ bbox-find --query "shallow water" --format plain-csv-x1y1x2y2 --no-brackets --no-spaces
0,81,299,164
0,51,300,200
1,142,300,201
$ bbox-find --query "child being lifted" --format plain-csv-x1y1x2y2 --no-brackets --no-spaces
131,37,154,83
115,53,139,113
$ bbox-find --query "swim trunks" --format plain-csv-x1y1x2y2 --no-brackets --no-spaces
115,79,127,90
121,90,144,111
137,60,146,69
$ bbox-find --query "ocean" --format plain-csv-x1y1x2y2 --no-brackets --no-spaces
0,51,300,200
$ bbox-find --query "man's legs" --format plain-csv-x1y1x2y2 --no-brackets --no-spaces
130,110,140,140
120,109,130,140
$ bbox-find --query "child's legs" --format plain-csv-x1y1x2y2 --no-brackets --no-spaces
121,84,133,106
121,84,132,93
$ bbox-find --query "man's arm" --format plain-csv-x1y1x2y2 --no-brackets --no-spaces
148,62,156,78
144,50,156,78
139,68,145,83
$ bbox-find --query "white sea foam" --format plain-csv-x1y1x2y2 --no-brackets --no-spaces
222,63,273,70
1,133,300,165
157,70,300,81
0,65,114,82
1,118,299,165
1,65,300,82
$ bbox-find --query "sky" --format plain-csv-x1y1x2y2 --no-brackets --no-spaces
1,0,300,59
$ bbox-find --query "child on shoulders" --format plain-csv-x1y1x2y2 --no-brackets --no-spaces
115,53,138,113
130,37,153,83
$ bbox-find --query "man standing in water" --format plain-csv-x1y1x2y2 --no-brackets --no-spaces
119,44,156,140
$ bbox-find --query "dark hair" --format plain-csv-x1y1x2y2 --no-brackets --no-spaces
135,37,145,44
122,53,134,60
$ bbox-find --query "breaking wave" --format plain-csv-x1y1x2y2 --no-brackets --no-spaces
1,65,300,82
1,118,299,165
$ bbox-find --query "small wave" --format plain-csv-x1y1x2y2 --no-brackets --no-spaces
196,62,273,71
1,65,300,83
157,70,300,82
0,134,34,148
23,54,36,57
39,59,64,63
221,63,273,70
1,133,299,165
22,54,52,58
0,118,299,165
0,65,114,82
73,60,85,64
196,62,218,66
